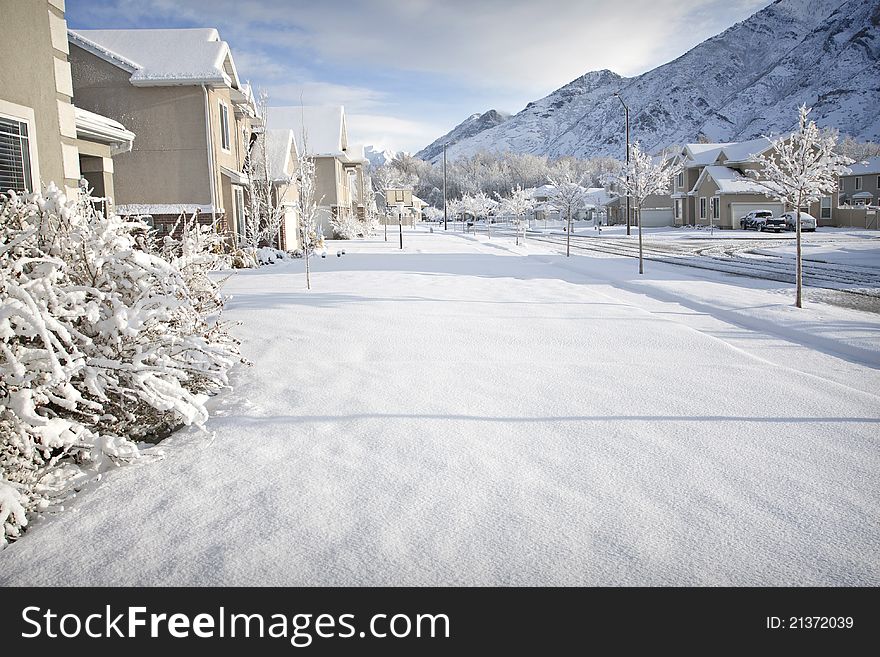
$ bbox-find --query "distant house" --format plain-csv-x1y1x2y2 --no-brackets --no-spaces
254,128,300,251
838,156,880,207
267,106,365,238
344,142,371,222
0,1,133,202
67,27,258,237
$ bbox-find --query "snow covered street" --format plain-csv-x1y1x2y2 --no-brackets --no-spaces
2,229,878,586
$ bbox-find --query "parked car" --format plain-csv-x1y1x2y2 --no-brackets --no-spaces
782,211,817,232
739,209,775,230
756,213,787,232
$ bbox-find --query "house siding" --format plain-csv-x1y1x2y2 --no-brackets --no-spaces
69,45,212,210
1,0,81,193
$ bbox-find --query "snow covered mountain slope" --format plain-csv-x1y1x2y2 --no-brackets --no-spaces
427,0,879,162
416,109,510,161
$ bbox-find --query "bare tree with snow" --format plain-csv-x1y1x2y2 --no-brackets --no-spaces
242,94,293,250
614,142,680,274
471,190,496,239
753,105,853,308
498,186,536,246
295,138,323,291
549,163,589,257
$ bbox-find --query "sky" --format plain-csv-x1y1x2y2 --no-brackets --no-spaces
65,0,773,154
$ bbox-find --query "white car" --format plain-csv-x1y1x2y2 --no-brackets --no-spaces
781,211,817,232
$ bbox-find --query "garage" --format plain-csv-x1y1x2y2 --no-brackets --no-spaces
730,201,783,229
639,208,674,227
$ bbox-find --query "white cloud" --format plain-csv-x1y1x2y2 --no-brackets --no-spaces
346,113,449,153
68,0,774,151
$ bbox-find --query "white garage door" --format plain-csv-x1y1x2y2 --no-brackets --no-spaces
639,208,674,227
730,202,784,227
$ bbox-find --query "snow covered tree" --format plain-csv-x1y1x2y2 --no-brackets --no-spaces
836,135,880,161
549,163,589,257
614,142,680,273
294,143,324,290
498,186,536,245
470,190,496,238
753,105,853,307
0,185,240,546
241,94,293,251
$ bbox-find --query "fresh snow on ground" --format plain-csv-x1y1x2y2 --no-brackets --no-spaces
1,228,878,586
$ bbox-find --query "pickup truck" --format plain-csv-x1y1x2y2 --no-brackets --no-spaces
740,210,785,232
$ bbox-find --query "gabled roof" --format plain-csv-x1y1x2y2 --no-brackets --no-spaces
258,129,299,182
68,28,241,89
691,165,768,196
683,143,726,166
721,136,773,163
265,106,348,157
682,136,778,168
845,156,880,176
344,142,368,165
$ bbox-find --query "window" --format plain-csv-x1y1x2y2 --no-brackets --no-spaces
820,196,831,219
0,115,34,192
219,101,230,151
234,187,246,242
711,197,720,220
699,197,706,219
394,189,405,203
674,199,681,219
676,172,684,188
854,176,862,191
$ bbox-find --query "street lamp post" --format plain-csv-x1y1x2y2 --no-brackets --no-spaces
614,92,631,236
443,142,448,231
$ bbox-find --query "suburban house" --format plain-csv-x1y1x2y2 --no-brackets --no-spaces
670,137,783,229
1,0,133,202
66,27,258,237
839,156,880,207
254,127,300,251
267,105,361,238
603,186,672,226
344,142,371,222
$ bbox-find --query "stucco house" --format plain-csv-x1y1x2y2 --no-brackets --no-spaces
267,105,370,238
1,0,133,203
67,27,257,237
254,128,301,251
839,156,880,207
670,137,784,228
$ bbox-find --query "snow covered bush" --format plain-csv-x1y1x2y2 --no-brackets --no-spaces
0,186,241,546
329,213,365,240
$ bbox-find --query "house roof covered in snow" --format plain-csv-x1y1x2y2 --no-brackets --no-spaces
265,106,348,157
682,143,726,166
720,136,773,163
344,142,368,165
690,165,768,196
844,156,880,176
68,28,242,89
257,129,299,182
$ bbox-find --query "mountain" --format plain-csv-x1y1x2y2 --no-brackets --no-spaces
415,109,510,161
364,145,398,168
423,0,880,163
